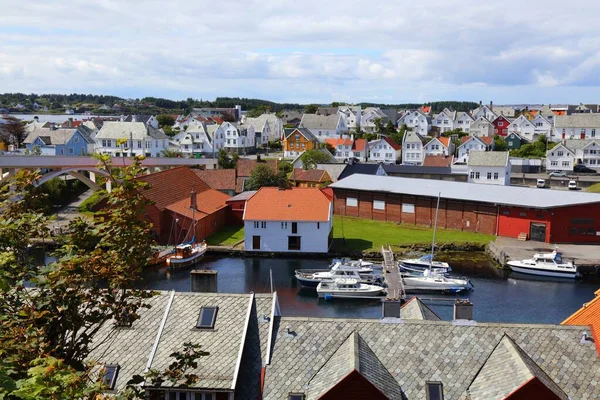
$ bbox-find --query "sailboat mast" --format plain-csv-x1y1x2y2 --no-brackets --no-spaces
429,192,441,269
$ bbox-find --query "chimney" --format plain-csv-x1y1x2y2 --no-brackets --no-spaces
190,188,197,210
490,101,493,111
120,114,125,122
190,270,217,292
479,100,482,106
381,299,402,318
34,116,39,122
453,300,473,320
68,117,73,128
256,154,262,162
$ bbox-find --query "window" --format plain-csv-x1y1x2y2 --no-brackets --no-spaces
486,172,492,180
508,141,513,146
469,172,474,179
137,140,142,149
592,129,596,137
562,161,570,166
288,236,301,251
68,148,74,154
550,161,558,166
402,203,415,213
261,221,266,229
60,148,64,155
196,306,218,329
317,222,320,229
519,212,527,217
493,172,499,180
557,151,564,156
254,221,259,229
373,200,385,210
102,364,120,390
570,218,595,225
498,121,503,126
346,197,358,207
292,222,297,234
281,222,288,229
475,172,480,179
426,381,444,400
74,136,79,143
146,141,152,148
288,394,304,400
502,210,510,215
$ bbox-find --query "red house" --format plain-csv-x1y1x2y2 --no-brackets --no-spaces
492,115,511,137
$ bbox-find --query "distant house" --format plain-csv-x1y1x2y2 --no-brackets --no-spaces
123,114,159,129
245,113,283,147
279,110,302,129
402,130,425,165
351,138,368,162
65,108,75,115
243,187,333,253
325,138,354,161
360,107,389,133
283,127,319,158
192,169,237,196
397,110,430,135
554,114,600,140
337,163,388,181
454,111,475,133
220,121,256,154
173,123,222,156
492,115,511,137
368,136,401,164
289,168,332,187
432,108,456,133
545,139,600,172
299,114,347,142
471,104,497,121
507,115,536,142
467,151,510,186
290,148,337,169
23,126,94,156
504,132,529,150
531,114,553,139
457,136,494,161
135,167,230,244
424,136,453,157
469,117,495,137
94,121,169,157
545,143,576,172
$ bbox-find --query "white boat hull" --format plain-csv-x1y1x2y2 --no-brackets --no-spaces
317,283,384,298
507,263,577,279
402,276,473,293
167,246,207,268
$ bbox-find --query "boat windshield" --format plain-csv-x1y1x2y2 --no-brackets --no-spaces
419,254,433,262
555,254,563,263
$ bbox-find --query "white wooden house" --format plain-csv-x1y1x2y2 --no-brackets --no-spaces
299,114,347,142
94,122,169,157
368,136,401,164
397,110,430,135
507,115,536,141
221,121,256,154
467,151,510,186
401,130,425,165
554,114,600,140
454,112,474,133
432,109,456,133
469,117,495,137
423,137,453,157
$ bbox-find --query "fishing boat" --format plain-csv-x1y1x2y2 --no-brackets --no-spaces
317,278,384,299
507,249,577,279
398,254,452,272
295,263,383,288
165,239,207,269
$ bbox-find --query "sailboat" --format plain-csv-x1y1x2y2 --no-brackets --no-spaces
165,189,208,269
400,192,473,294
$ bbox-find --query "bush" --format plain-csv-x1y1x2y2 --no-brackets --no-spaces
78,190,107,212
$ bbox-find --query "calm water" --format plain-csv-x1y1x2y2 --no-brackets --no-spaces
138,256,600,324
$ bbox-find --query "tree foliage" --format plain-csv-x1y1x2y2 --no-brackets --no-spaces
217,149,239,169
156,114,175,128
0,116,27,147
304,104,319,114
509,135,550,158
440,128,468,138
246,105,270,118
493,135,508,151
160,148,183,158
244,164,290,190
300,149,332,169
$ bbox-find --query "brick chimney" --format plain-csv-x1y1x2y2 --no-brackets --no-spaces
190,188,197,211
490,101,493,111
68,117,73,128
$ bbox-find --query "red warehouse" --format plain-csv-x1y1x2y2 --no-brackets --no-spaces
330,174,600,243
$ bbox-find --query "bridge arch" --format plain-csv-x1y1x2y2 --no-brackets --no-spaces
36,167,112,192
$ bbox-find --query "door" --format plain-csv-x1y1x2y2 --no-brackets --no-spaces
529,223,546,242
252,235,260,250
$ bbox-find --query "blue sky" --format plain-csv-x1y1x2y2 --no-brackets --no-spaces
1,0,600,104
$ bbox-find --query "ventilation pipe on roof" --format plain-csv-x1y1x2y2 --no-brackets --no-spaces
490,101,493,111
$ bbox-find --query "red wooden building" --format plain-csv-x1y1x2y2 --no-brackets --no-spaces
330,174,600,243
492,115,511,137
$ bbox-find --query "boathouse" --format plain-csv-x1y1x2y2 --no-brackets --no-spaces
329,174,600,243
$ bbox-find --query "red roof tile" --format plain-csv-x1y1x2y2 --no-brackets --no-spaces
437,137,450,147
325,138,353,148
289,168,331,183
562,289,600,355
244,187,331,222
236,159,278,178
352,138,367,151
423,155,453,167
460,136,472,144
383,136,401,150
419,105,431,114
480,136,494,145
192,169,236,191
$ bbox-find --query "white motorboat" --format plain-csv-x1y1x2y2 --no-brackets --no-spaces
317,278,384,299
399,263,449,276
399,254,452,272
332,258,382,271
295,263,383,288
401,271,473,294
507,249,577,279
165,241,207,269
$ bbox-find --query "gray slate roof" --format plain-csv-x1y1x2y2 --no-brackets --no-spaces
95,122,168,140
555,114,600,128
403,130,425,144
299,114,340,130
467,335,568,400
23,127,94,145
284,127,318,142
329,173,600,209
400,297,441,321
467,151,509,167
263,317,599,400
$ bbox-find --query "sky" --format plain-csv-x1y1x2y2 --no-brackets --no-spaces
1,0,600,104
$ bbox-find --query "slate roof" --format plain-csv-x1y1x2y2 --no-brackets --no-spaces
305,331,404,400
400,297,441,321
299,114,341,130
337,163,385,181
561,138,600,151
383,165,454,176
226,190,257,203
313,163,347,182
262,317,599,400
329,173,600,209
193,169,236,192
403,130,425,144
284,127,319,143
244,187,331,222
95,121,168,140
467,151,509,167
562,288,600,355
467,335,568,400
23,127,94,145
289,168,331,183
555,114,600,128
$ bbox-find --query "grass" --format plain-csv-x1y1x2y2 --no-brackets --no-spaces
206,225,245,246
331,216,494,252
587,183,600,193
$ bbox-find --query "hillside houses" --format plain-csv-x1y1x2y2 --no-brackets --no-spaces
24,126,95,156
299,113,347,142
94,121,169,157
546,139,600,171
220,121,256,154
397,110,430,135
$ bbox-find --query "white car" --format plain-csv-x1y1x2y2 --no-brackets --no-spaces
568,180,578,190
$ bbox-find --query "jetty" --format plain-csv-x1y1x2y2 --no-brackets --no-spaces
382,245,405,301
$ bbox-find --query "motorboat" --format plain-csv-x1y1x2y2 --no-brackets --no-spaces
507,249,577,279
399,254,452,272
399,263,449,276
332,258,382,271
295,263,383,288
317,278,384,299
401,270,473,294
165,241,207,269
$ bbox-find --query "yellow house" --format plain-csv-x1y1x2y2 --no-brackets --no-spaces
283,128,319,158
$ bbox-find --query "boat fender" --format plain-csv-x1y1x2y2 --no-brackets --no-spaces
324,294,334,301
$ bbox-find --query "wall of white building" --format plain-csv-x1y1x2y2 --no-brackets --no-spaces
467,165,510,186
244,219,332,253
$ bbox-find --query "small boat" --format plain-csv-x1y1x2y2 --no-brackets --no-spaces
401,271,473,294
507,249,577,279
399,254,452,272
165,241,207,269
295,263,383,288
399,263,449,276
332,258,382,271
317,278,384,299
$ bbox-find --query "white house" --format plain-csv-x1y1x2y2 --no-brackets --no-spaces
368,136,401,164
469,117,495,137
507,115,536,141
245,113,283,146
94,121,169,157
360,107,389,133
220,121,256,154
402,130,425,165
172,123,223,156
423,137,453,157
397,110,430,135
545,143,576,171
351,138,369,162
122,114,159,129
554,114,600,140
337,105,361,130
454,112,474,133
325,138,354,161
546,139,600,171
467,151,510,186
457,136,494,160
432,109,456,133
299,114,347,142
471,105,497,122
531,114,553,139
243,187,333,253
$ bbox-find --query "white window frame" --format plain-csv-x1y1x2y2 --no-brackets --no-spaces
402,203,415,213
346,197,358,207
373,200,385,210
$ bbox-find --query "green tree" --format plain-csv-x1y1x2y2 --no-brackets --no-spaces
493,135,508,151
161,148,183,158
221,111,237,122
0,116,26,147
246,105,270,118
217,149,239,169
441,128,468,138
300,149,332,169
304,104,319,114
156,114,175,128
373,118,384,134
244,164,290,190
324,142,336,155
278,161,293,174
331,102,341,107
385,121,396,135
509,135,549,158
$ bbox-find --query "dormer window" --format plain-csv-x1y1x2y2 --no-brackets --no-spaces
288,394,305,400
196,306,218,329
102,364,120,390
426,381,444,400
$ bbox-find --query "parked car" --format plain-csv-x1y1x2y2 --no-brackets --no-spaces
536,179,547,188
568,180,578,190
548,170,567,177
574,164,597,174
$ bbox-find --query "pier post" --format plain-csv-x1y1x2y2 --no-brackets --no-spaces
190,270,218,293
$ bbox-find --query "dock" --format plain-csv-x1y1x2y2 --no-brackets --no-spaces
382,246,405,301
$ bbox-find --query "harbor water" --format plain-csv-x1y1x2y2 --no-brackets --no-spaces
138,255,600,324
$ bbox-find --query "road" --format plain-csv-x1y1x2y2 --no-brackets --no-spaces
48,189,94,235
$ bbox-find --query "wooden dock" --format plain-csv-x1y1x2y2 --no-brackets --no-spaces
382,246,405,301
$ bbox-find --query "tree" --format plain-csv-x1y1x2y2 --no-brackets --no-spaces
330,102,341,107
160,148,182,158
221,111,237,122
300,149,332,169
324,142,336,155
244,164,290,190
509,135,549,158
385,121,396,135
441,128,468,138
373,118,384,134
0,116,26,147
493,135,508,151
217,149,239,169
278,161,293,175
246,105,270,118
304,104,319,114
156,114,175,129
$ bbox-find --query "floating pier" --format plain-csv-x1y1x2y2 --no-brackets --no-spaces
382,245,406,301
